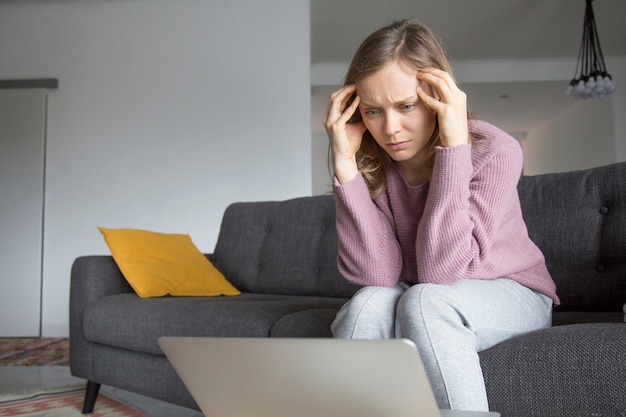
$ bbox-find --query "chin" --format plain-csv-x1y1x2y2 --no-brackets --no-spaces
388,153,416,163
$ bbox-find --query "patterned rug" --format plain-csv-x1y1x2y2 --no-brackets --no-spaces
0,338,69,366
0,385,149,417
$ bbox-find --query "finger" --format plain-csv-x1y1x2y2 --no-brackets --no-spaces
325,90,361,133
341,93,360,122
326,85,356,121
337,85,358,115
416,85,442,111
329,84,356,106
419,68,455,84
417,69,457,101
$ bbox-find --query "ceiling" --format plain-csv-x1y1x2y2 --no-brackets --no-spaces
310,0,626,137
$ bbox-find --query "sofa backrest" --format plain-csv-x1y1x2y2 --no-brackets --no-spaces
518,162,626,312
213,162,625,311
212,194,361,298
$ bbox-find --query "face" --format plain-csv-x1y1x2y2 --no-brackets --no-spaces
356,61,437,168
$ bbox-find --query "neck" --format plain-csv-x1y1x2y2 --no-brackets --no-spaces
395,152,432,186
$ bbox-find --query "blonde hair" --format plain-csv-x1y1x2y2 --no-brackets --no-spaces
344,19,466,198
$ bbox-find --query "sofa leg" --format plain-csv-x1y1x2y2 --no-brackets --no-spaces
82,381,101,414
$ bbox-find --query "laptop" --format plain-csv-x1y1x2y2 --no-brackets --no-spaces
159,337,500,417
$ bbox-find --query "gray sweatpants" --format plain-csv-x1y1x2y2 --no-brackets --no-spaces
331,278,553,411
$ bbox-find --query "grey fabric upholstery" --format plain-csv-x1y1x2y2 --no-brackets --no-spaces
83,293,345,355
212,195,361,298
70,161,626,416
518,162,625,313
481,323,626,417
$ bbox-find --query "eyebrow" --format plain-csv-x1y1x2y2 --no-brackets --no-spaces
359,95,418,107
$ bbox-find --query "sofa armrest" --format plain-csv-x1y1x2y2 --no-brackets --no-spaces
70,256,132,380
481,323,626,417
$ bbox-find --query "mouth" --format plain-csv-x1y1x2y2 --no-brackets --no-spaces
386,141,410,151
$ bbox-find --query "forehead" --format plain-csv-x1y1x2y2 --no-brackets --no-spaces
356,61,419,105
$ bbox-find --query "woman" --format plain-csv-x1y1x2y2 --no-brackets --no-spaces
323,19,558,412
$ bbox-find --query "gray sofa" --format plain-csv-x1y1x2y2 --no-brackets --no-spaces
70,162,626,417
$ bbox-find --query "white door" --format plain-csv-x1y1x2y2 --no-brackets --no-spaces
0,89,47,336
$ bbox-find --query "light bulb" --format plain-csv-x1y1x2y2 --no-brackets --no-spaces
607,81,617,93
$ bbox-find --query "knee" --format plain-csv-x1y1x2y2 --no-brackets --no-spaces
396,284,465,329
332,284,406,339
342,284,407,315
398,283,448,310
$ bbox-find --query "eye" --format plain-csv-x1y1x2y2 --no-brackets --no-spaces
399,103,416,111
363,109,380,117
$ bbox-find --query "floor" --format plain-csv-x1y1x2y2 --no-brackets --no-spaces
0,366,204,417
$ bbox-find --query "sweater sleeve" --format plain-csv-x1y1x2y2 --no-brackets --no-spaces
415,136,524,284
333,175,403,287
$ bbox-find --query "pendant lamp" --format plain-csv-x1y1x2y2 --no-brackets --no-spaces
565,0,616,100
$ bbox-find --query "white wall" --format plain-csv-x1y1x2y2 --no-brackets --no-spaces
609,59,626,162
312,132,332,195
522,57,625,175
0,0,311,336
522,97,615,175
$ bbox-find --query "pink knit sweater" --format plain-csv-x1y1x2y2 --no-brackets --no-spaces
333,120,559,304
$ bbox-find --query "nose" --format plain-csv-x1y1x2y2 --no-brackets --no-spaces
383,112,401,136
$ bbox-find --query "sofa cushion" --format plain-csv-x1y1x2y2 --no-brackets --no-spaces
83,293,347,355
212,195,362,298
481,323,626,417
269,308,338,337
98,227,240,298
552,311,624,326
518,162,626,313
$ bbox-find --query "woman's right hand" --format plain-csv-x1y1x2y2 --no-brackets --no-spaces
323,84,367,184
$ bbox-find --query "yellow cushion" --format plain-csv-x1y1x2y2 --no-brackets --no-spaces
98,227,240,298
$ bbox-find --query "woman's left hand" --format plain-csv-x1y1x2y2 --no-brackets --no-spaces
416,68,469,148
